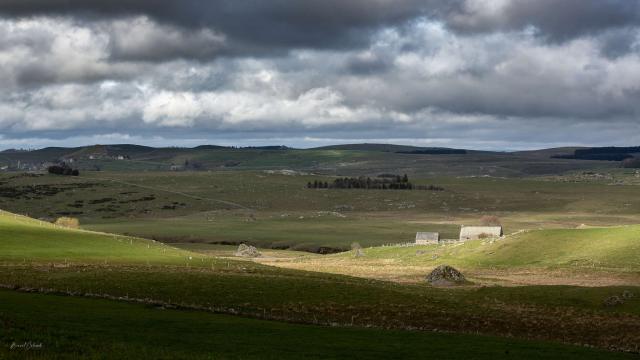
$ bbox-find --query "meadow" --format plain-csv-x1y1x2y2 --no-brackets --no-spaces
4,290,633,360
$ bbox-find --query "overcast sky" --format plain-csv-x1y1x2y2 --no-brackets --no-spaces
1,0,640,150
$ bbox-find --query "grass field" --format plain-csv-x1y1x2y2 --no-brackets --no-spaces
0,210,203,265
1,290,634,360
2,210,640,355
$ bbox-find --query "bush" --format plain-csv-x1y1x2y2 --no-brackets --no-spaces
480,215,501,226
48,164,80,176
622,157,640,168
55,217,80,229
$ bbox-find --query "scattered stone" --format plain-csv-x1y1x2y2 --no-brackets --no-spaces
426,265,466,286
603,295,625,307
234,244,261,258
416,250,427,255
622,290,635,299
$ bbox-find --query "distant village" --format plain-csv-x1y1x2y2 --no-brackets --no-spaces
0,152,131,172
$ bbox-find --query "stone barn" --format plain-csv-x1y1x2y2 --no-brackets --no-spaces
415,232,440,245
459,226,503,241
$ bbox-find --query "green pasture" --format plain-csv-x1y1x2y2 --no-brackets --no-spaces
2,290,632,360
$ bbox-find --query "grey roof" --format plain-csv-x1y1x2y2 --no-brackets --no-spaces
415,232,439,241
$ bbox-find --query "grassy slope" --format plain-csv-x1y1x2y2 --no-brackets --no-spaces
1,290,632,360
335,225,640,271
0,210,200,264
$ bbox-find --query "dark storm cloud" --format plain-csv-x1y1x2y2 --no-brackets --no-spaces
2,1,639,47
598,28,640,58
445,0,640,41
0,0,430,51
2,0,638,59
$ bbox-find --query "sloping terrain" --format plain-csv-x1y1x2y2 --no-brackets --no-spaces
340,225,640,270
0,210,198,264
268,225,640,286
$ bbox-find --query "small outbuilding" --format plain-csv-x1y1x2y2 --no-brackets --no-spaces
459,226,503,241
415,232,440,245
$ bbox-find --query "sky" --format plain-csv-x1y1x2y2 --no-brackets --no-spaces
1,0,640,150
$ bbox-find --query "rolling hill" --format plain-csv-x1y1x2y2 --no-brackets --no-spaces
334,225,640,270
0,143,625,176
0,209,200,264
269,224,640,286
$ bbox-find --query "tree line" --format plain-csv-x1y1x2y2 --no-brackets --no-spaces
552,146,640,161
307,174,443,191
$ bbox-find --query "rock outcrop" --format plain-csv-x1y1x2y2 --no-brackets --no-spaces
235,244,261,258
426,265,466,286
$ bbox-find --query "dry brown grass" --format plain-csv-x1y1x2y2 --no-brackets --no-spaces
54,217,80,229
480,215,502,226
256,256,640,287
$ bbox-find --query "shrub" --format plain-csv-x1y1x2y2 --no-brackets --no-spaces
55,217,80,229
622,157,640,168
480,215,501,226
48,164,80,176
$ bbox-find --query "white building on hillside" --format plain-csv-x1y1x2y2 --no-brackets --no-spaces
459,226,503,241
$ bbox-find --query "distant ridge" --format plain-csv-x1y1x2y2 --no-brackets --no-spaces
312,143,466,153
551,146,640,161
0,142,627,176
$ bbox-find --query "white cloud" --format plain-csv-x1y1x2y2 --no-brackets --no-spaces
1,12,640,149
141,87,408,129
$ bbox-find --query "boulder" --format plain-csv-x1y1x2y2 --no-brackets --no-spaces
426,265,466,286
235,244,261,258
